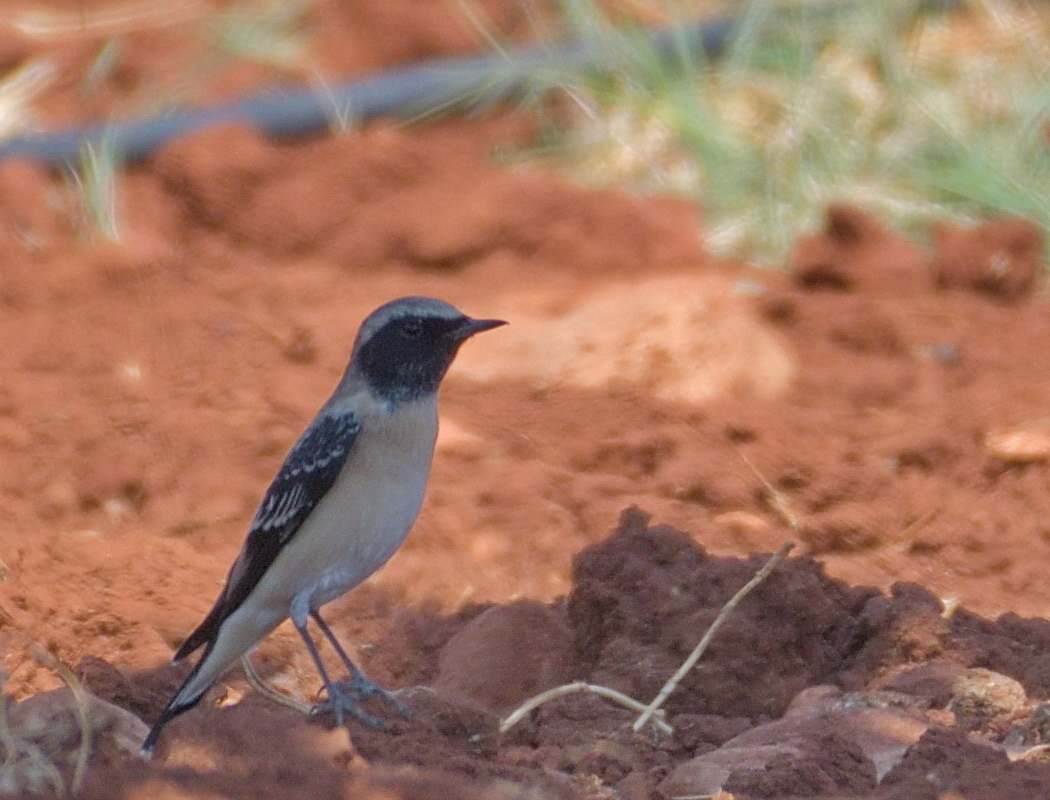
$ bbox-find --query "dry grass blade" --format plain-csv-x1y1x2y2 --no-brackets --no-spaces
240,654,311,715
12,0,203,40
632,541,795,732
0,59,55,140
500,681,673,735
890,506,940,552
737,449,802,534
0,672,65,796
28,645,90,795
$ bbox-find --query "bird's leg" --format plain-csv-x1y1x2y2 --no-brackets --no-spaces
289,605,386,729
309,609,411,720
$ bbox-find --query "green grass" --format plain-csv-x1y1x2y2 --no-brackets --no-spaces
73,136,123,242
46,0,315,242
207,0,311,69
504,0,1050,264
18,0,1050,258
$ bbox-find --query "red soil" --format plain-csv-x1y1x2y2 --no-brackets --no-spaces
1,2,1050,798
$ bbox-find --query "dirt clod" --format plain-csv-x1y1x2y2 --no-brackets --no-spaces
933,217,1043,301
3,3,1050,797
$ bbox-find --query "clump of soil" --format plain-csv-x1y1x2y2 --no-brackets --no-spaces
34,508,1050,799
2,1,1050,797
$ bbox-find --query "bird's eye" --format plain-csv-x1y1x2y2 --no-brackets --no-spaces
401,319,423,339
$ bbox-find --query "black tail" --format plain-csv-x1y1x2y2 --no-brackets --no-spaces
140,642,215,756
173,600,226,662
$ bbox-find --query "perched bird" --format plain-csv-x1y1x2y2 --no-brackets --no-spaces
142,296,506,755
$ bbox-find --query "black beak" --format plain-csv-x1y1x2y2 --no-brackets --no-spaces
454,317,507,340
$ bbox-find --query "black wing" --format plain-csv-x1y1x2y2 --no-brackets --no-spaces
173,409,362,661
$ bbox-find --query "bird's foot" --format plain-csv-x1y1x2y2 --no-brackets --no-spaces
311,673,411,730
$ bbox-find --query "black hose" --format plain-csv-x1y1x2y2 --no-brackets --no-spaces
0,19,735,166
0,0,967,168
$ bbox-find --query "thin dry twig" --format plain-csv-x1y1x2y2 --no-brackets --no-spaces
500,681,673,735
28,645,90,795
632,541,795,732
240,654,311,715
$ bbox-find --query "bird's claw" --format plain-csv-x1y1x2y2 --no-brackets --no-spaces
310,674,411,730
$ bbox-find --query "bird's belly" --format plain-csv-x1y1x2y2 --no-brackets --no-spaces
298,476,427,608
251,397,436,613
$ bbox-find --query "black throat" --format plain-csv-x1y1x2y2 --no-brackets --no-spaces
354,316,463,404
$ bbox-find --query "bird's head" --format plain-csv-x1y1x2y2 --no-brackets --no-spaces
349,297,506,403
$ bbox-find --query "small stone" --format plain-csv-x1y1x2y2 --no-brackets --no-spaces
433,600,574,714
8,686,150,759
986,423,1050,463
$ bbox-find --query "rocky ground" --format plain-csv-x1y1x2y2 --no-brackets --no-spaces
1,2,1050,798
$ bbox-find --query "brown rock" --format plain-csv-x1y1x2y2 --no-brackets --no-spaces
791,204,929,296
659,685,928,797
0,686,150,794
433,600,575,714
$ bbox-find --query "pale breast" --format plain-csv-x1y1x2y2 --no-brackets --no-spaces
251,394,439,612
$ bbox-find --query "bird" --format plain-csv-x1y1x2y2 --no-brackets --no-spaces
141,296,506,755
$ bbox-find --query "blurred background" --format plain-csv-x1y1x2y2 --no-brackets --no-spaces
0,0,1048,734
